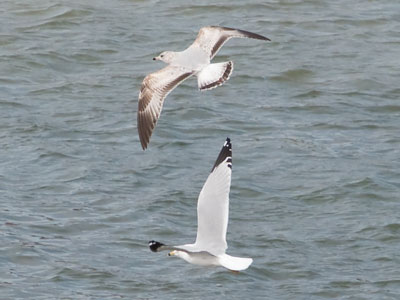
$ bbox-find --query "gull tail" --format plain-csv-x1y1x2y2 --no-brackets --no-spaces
218,254,253,271
197,61,233,91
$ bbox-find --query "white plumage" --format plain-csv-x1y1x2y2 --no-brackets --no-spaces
149,138,253,272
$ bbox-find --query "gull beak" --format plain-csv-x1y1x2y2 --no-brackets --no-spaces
153,56,159,61
168,250,177,256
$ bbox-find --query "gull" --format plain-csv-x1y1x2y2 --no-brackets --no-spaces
148,138,253,271
137,26,270,149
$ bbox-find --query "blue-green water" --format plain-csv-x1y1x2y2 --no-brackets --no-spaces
1,0,400,299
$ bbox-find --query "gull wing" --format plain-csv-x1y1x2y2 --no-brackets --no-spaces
194,138,233,256
137,66,193,149
193,26,270,60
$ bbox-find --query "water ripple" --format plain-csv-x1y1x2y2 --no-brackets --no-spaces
1,0,400,299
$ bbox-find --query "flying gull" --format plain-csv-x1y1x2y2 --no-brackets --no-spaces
137,26,270,149
148,138,253,271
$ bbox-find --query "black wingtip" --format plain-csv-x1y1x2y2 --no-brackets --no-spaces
236,28,271,41
216,26,270,41
211,138,232,172
149,240,164,252
224,137,231,150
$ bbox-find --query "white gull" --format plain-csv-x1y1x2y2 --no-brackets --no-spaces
148,138,253,272
137,26,270,149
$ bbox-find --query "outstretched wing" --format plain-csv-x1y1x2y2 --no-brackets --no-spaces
193,26,270,59
137,66,193,149
195,138,233,256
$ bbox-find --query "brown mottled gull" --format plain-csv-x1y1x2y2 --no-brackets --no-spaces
137,26,270,149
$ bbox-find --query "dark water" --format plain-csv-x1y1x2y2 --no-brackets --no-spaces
1,0,400,299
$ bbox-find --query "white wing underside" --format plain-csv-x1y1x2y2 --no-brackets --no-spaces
197,61,233,91
194,157,232,256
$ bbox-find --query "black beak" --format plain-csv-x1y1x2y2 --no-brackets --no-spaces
153,57,156,60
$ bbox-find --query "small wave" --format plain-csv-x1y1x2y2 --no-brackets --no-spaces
294,90,322,99
366,105,400,113
383,88,400,100
52,266,114,281
269,69,314,83
344,177,377,189
28,82,74,95
168,4,237,15
330,279,367,288
353,78,387,92
383,223,400,233
332,17,389,27
310,123,349,130
17,19,78,32
233,74,266,82
0,34,18,46
278,104,335,114
16,5,91,32
69,53,103,64
297,189,338,203
373,279,400,288
38,151,75,159
0,100,30,108
14,3,90,20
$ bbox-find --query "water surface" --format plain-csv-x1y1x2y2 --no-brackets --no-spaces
1,0,400,299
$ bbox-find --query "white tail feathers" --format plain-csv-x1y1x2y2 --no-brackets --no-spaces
197,61,233,91
218,254,253,271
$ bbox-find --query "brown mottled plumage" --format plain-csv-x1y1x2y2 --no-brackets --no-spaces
137,26,270,149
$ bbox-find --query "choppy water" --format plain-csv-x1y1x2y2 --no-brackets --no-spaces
1,0,400,299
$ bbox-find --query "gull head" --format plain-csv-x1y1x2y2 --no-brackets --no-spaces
153,51,175,64
149,240,164,252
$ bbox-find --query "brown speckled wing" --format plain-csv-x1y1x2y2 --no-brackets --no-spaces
137,66,193,149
